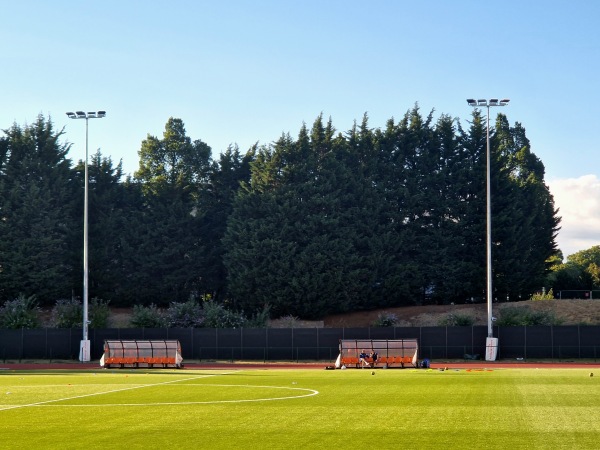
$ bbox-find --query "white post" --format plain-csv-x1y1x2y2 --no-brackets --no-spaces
466,99,510,362
82,116,89,361
66,111,106,362
485,104,493,340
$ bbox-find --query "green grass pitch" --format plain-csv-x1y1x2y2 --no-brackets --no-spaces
1,367,599,449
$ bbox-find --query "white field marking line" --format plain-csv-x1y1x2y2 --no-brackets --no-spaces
35,384,320,407
0,372,233,412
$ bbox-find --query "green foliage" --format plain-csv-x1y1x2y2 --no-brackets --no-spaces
548,245,600,292
130,301,268,329
51,298,82,328
0,111,561,317
530,288,555,301
49,297,108,328
134,117,212,202
245,305,271,328
372,312,399,327
0,294,40,329
115,118,217,306
225,109,560,317
496,306,562,326
0,116,77,304
76,152,129,305
164,300,205,328
202,301,246,328
438,313,475,327
89,298,110,328
129,304,166,328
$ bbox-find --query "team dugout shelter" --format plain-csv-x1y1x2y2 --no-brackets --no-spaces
100,340,183,369
336,339,419,368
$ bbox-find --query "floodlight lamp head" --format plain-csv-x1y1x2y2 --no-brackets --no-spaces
466,99,477,106
500,99,510,106
76,111,86,118
66,112,76,119
97,111,106,118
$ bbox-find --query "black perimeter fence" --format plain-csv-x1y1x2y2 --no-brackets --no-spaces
2,326,600,363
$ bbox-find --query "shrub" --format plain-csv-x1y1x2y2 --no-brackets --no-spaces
129,304,166,328
245,305,271,328
496,306,562,326
202,301,246,329
372,312,399,327
89,298,110,328
50,297,109,328
496,306,525,326
51,298,83,328
439,313,475,327
526,310,563,326
530,288,555,301
164,300,204,328
0,294,40,329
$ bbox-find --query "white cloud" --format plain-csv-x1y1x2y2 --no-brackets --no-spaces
548,175,600,259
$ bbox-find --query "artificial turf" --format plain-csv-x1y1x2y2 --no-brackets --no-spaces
0,367,599,449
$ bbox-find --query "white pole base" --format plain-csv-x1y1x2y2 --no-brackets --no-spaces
79,339,91,362
485,337,498,361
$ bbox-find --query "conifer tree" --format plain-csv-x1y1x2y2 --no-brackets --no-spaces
0,116,77,303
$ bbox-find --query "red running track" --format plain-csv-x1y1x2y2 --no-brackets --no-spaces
1,361,598,371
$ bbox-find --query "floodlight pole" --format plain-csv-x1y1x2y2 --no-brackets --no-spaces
66,110,106,362
466,99,509,359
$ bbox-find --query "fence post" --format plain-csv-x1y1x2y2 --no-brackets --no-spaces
190,328,194,360
316,327,319,361
551,325,555,359
524,326,527,360
20,328,24,362
578,325,581,359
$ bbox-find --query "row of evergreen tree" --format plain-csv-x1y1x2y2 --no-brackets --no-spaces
0,107,561,318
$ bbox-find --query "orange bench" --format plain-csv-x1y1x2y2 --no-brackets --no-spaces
340,354,415,368
340,356,378,368
103,355,178,368
338,339,419,369
340,357,359,368
101,340,183,369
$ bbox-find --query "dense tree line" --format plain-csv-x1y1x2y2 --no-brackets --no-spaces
0,108,562,319
224,109,561,317
548,246,600,294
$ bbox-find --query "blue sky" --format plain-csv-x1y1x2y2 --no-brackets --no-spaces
2,0,599,259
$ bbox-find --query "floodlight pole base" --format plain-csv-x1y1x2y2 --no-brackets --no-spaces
485,337,498,361
79,339,91,362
